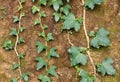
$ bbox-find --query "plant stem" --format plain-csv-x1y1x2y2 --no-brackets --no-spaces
81,0,97,80
67,32,74,46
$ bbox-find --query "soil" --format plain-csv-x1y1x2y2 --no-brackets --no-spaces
0,0,120,82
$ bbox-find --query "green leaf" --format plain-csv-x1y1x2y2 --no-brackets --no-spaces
10,28,18,36
18,37,25,44
21,12,26,17
89,30,95,37
35,41,47,53
32,6,40,14
46,33,54,41
18,6,23,11
60,4,71,15
47,66,58,76
53,12,61,22
38,75,51,82
38,31,45,38
84,0,104,10
19,27,25,33
13,16,19,23
50,0,63,11
62,13,83,32
20,0,25,4
21,72,30,82
39,0,48,6
36,57,48,70
11,78,18,82
90,28,111,48
79,69,95,82
47,47,59,59
42,24,48,29
2,40,14,50
34,18,40,25
40,11,46,17
96,57,116,76
68,46,88,66
18,53,25,59
12,63,20,70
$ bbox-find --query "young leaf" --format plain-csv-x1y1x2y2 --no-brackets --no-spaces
12,63,20,70
11,78,18,82
38,31,45,38
18,6,23,11
38,75,51,82
90,28,111,48
40,11,46,17
18,53,25,59
21,72,30,82
68,46,87,66
42,24,48,29
60,4,71,15
18,37,25,44
2,40,14,50
20,0,25,4
19,27,25,33
96,57,116,76
35,42,47,53
50,0,63,11
89,30,95,37
84,0,104,10
32,6,40,14
47,47,59,59
10,28,18,36
13,16,19,23
79,69,95,82
34,18,40,25
36,57,48,70
47,66,58,76
46,33,54,41
39,0,48,6
53,12,61,22
62,13,83,32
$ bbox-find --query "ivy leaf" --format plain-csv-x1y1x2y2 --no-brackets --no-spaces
18,6,23,11
32,6,40,14
47,47,59,59
39,0,48,6
21,72,30,82
84,0,104,10
90,28,111,48
18,37,25,44
2,40,14,50
11,78,18,82
50,0,63,11
40,11,46,17
96,57,116,76
34,18,40,25
42,24,48,29
62,13,83,32
38,32,45,38
38,75,51,82
46,33,54,41
18,53,25,59
47,66,58,76
35,41,47,53
19,27,25,33
20,0,25,4
89,30,95,37
53,12,61,22
12,63,20,70
79,69,95,82
13,16,19,23
60,4,71,15
68,46,87,66
10,28,18,36
36,57,48,70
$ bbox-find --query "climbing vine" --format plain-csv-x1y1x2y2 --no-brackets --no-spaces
2,0,117,82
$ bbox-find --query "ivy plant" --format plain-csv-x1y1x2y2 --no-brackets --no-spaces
38,75,51,82
2,40,14,50
47,66,58,76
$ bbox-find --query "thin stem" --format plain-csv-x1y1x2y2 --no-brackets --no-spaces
67,32,74,46
81,0,97,80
